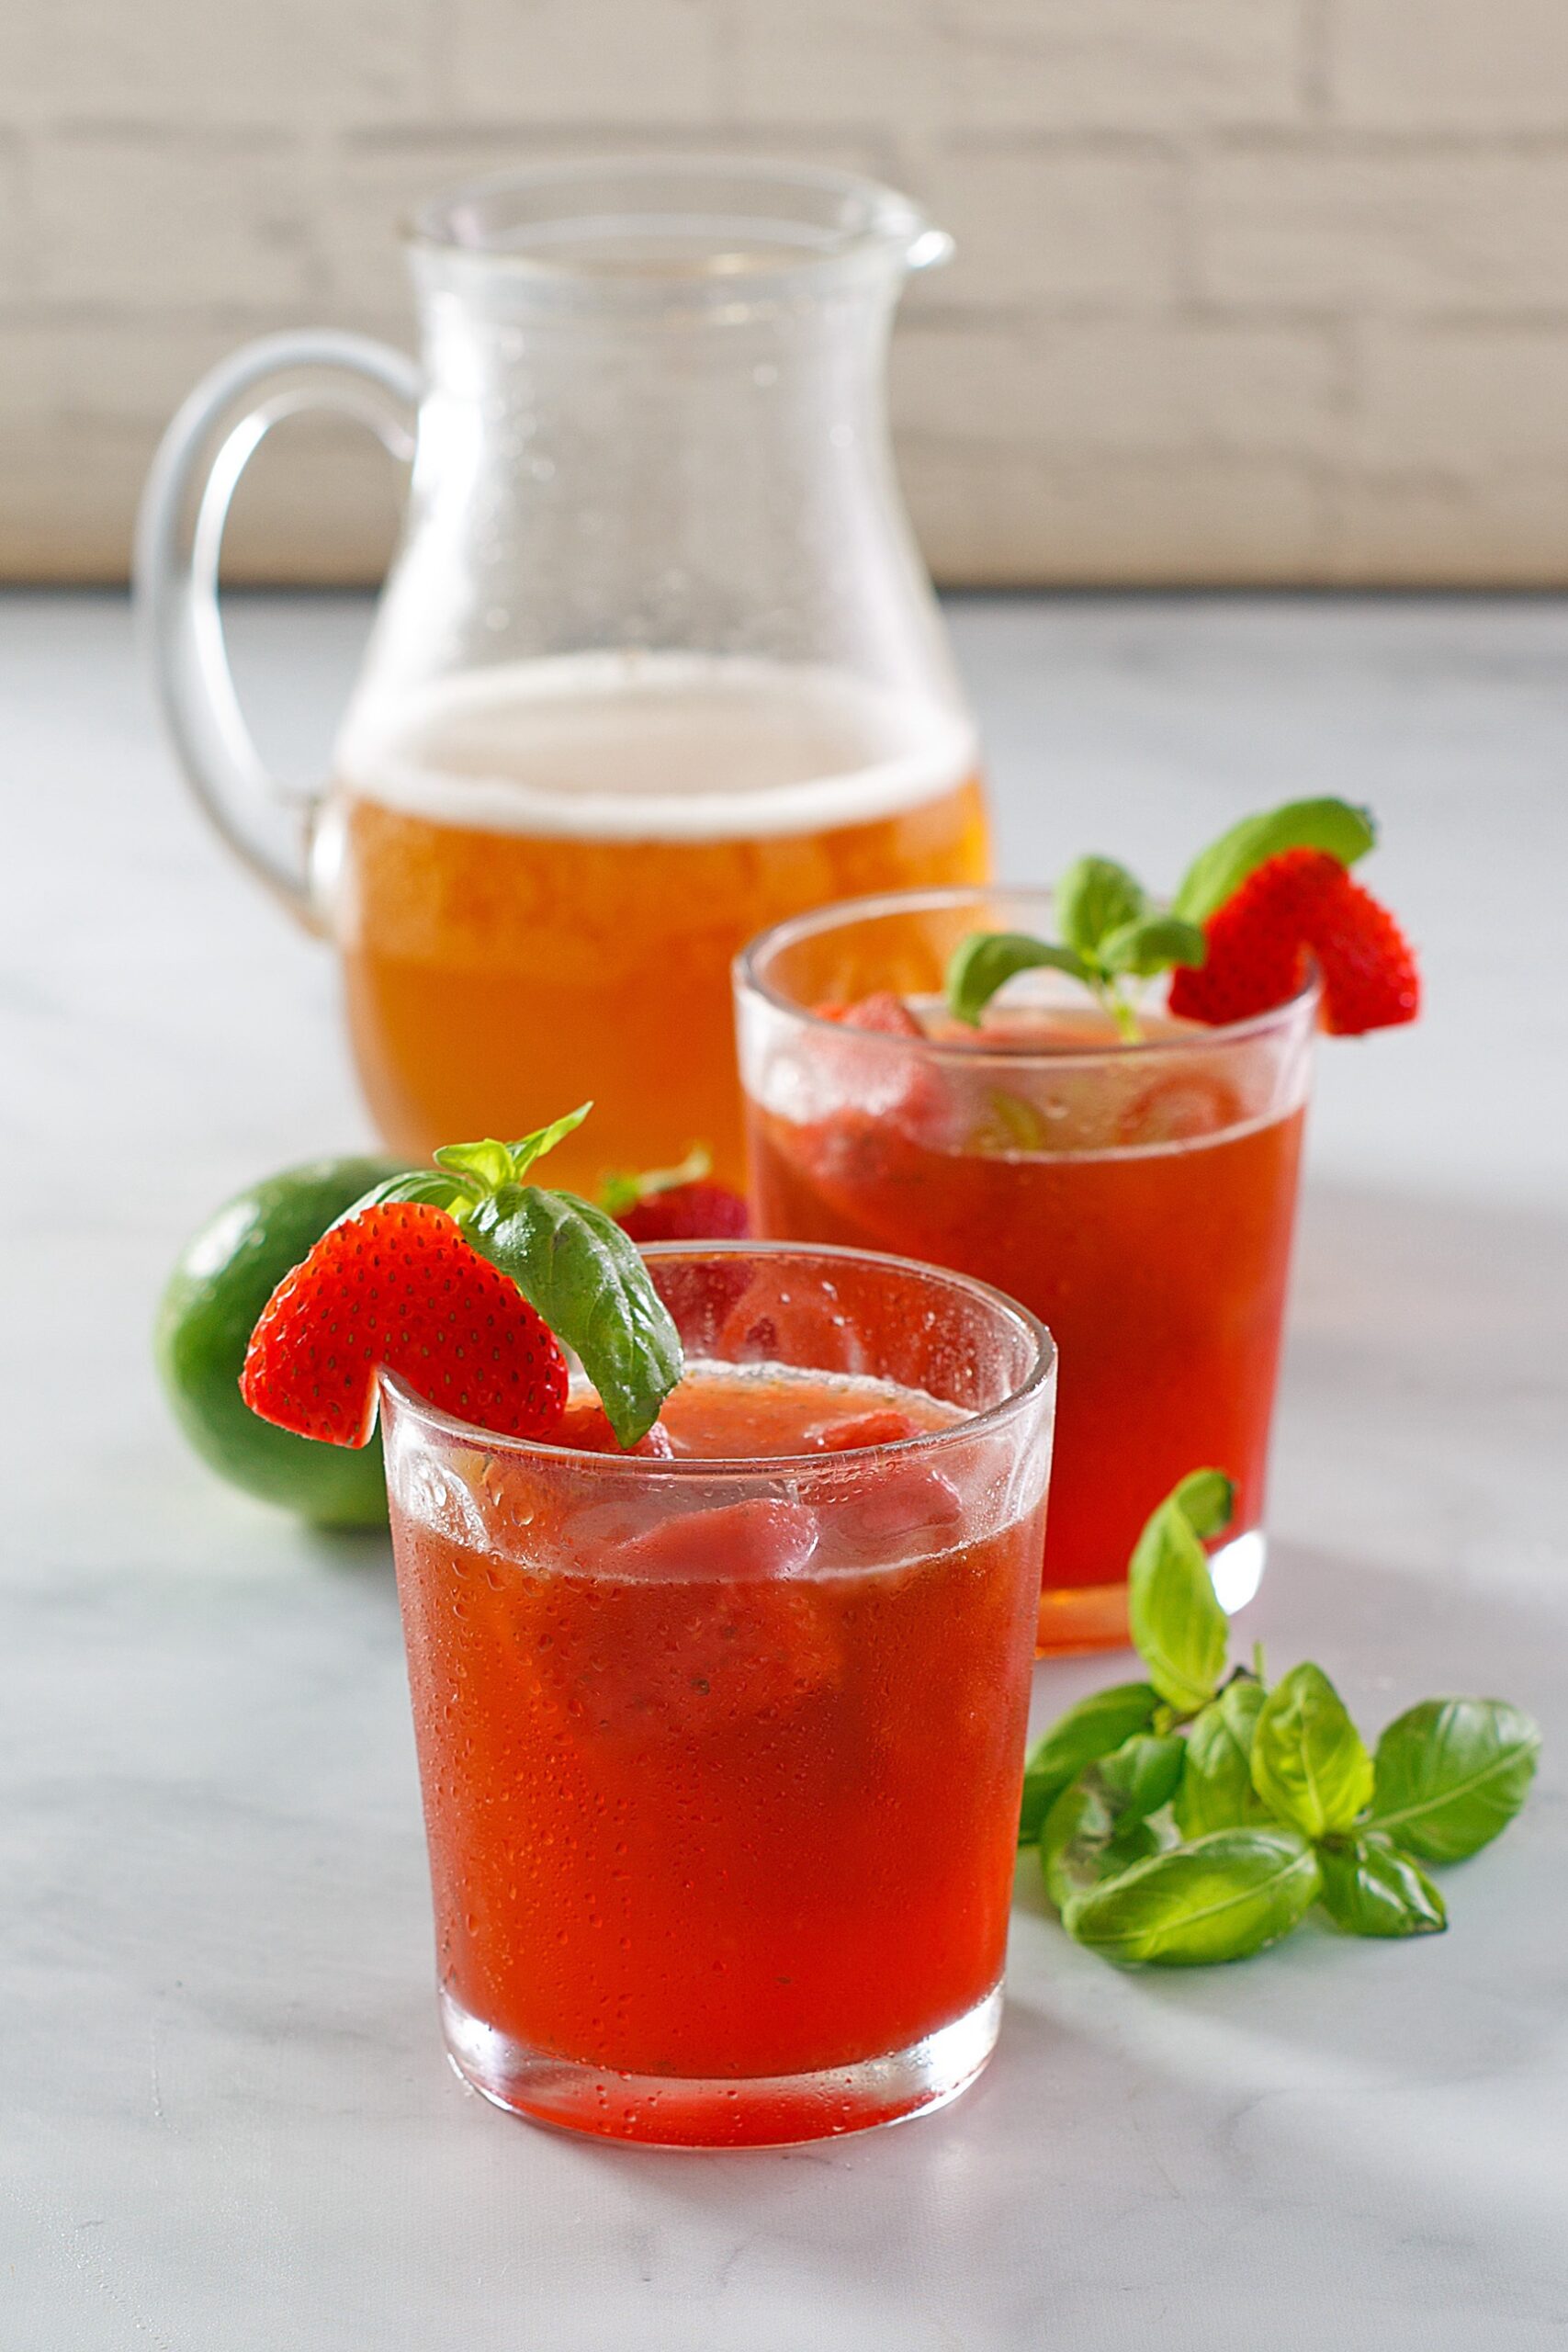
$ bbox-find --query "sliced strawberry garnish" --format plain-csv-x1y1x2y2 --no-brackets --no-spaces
555,1396,675,1458
241,1202,569,1446
798,991,953,1193
615,1182,750,1243
1307,875,1422,1035
815,989,926,1038
1168,847,1419,1035
809,1408,922,1451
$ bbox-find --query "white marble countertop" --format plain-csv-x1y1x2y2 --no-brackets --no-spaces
4,590,1566,2349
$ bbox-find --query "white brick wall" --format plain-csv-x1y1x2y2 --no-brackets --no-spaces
3,0,1567,583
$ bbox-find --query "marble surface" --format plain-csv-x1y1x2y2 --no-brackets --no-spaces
4,590,1566,2349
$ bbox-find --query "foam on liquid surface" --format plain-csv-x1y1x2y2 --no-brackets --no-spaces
336,653,976,842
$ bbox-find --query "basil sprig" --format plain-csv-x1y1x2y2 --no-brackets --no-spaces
344,1102,682,1447
1021,1471,1540,1965
948,856,1206,1041
947,797,1375,1037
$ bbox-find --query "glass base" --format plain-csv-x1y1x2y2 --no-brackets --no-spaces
439,1980,1003,2148
1037,1529,1268,1656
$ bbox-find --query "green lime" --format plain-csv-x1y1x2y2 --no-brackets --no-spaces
155,1154,410,1527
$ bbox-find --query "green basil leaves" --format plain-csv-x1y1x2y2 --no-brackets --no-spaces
946,932,1095,1027
1251,1663,1374,1840
1022,1472,1540,1968
1368,1699,1540,1863
1067,1829,1320,1967
1316,1836,1446,1939
1174,1677,1269,1837
1172,798,1376,924
1019,1681,1161,1846
945,796,1376,1035
344,1102,682,1447
464,1186,682,1448
1128,1468,1235,1713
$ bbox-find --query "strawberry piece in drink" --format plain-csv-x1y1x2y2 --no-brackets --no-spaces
523,1499,839,1743
776,990,954,1234
815,989,927,1040
610,1497,819,1582
834,1465,965,1554
809,1408,922,1450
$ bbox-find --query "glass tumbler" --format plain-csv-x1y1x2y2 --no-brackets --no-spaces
380,1242,1054,2147
736,888,1318,1653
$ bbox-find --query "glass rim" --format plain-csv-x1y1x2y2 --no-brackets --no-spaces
379,1238,1055,1476
404,156,951,283
737,884,1323,1064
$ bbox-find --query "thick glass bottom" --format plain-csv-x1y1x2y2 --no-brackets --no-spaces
1037,1527,1267,1656
439,1980,1003,2148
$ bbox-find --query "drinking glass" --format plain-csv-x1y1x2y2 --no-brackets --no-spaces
380,1242,1054,2146
137,160,987,1190
736,889,1317,1652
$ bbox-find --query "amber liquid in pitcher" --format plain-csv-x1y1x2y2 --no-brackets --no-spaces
327,653,987,1192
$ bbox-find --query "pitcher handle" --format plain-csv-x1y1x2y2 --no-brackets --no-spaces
134,331,422,932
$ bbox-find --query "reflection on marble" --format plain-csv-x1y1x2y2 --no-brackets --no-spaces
3,593,1565,2349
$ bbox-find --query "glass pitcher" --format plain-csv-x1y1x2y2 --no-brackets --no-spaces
137,159,989,1190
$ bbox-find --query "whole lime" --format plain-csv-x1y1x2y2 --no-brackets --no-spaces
156,1155,411,1527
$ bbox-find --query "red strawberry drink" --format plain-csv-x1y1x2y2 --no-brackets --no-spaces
240,1138,1054,2148
738,821,1417,1654
381,1247,1052,2145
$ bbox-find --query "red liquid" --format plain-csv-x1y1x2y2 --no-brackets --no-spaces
389,1368,1043,2100
748,1091,1304,1633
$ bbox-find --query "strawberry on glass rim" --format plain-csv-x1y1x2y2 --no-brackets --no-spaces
942,797,1419,1044
241,1103,683,1458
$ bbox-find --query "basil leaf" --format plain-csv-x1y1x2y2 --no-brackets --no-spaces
1019,1681,1161,1845
1252,1662,1374,1839
465,1184,682,1446
1056,856,1145,960
1175,1676,1269,1837
1044,1798,1163,1914
1127,1470,1234,1714
335,1167,474,1223
1170,1466,1235,1543
1040,1736,1181,1912
1368,1698,1540,1863
1317,1835,1447,1939
434,1102,592,1192
1099,1731,1186,1818
432,1137,516,1192
945,931,1092,1027
1066,1827,1320,1966
1098,913,1208,980
1173,797,1377,923
502,1102,592,1182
